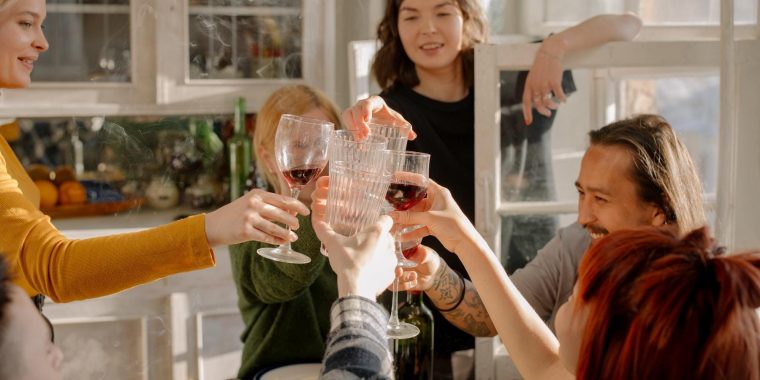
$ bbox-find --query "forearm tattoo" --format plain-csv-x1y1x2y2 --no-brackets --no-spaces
429,267,497,337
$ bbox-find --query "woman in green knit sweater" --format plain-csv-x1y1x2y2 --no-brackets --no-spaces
229,85,342,379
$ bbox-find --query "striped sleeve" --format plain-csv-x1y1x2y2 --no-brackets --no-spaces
320,296,393,380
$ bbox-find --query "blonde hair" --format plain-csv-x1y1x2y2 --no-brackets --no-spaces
253,85,340,193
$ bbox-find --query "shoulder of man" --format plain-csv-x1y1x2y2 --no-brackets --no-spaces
556,222,592,265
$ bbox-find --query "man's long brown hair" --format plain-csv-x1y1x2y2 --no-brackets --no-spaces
372,0,488,92
575,226,760,379
589,114,705,234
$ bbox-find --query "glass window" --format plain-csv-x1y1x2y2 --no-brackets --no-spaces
33,1,131,82
544,0,625,24
639,0,757,25
187,1,303,80
618,75,720,194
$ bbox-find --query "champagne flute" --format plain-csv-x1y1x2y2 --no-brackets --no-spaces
257,114,333,264
385,151,430,339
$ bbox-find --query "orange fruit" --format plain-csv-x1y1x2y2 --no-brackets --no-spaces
53,165,77,186
34,179,59,209
58,180,87,205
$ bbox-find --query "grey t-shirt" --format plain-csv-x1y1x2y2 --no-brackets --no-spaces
510,223,591,331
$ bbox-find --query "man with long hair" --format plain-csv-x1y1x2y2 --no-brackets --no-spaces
398,114,707,336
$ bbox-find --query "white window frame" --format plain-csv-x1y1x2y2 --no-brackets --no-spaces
516,0,760,40
473,3,760,374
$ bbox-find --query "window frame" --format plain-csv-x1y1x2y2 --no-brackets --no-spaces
514,0,760,39
473,26,760,377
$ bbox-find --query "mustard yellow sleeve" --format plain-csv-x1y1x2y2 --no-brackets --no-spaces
1,144,215,303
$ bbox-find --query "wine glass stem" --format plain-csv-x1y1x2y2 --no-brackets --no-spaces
388,273,401,327
394,232,404,261
281,187,301,251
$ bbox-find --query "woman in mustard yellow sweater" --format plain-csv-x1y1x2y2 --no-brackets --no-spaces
0,0,309,303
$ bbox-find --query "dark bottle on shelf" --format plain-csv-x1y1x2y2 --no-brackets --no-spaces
228,97,252,201
393,291,434,380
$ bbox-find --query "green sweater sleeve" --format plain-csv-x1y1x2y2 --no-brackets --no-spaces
230,214,327,304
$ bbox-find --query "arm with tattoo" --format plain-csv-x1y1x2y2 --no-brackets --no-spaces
425,259,497,337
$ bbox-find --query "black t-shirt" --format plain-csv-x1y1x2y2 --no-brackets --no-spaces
379,71,575,359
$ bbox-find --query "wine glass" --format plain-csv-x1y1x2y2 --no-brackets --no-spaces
385,151,430,268
257,114,333,264
385,151,430,339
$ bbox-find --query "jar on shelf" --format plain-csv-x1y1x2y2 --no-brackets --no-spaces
145,176,180,209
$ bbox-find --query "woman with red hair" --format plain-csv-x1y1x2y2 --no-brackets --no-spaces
562,225,760,379
383,180,760,379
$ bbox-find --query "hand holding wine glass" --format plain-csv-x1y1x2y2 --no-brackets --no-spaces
390,179,487,258
257,114,333,264
205,188,309,247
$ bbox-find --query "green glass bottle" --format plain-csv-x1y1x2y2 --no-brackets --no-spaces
393,291,434,380
228,97,252,201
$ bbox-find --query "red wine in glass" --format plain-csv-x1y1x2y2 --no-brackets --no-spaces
401,244,419,259
386,182,427,211
282,164,324,188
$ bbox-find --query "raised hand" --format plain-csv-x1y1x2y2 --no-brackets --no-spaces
390,180,485,256
342,96,416,140
204,188,310,247
314,215,397,299
522,37,567,125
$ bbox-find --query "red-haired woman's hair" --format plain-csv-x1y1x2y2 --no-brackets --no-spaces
575,226,760,380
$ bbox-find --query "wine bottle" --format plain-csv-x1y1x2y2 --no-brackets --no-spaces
228,97,252,201
393,291,434,380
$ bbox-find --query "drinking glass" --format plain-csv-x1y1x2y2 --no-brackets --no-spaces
385,151,430,339
329,130,388,172
319,131,389,256
325,161,392,238
257,114,333,264
365,118,411,152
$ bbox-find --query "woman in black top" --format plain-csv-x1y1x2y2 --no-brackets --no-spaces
343,1,642,377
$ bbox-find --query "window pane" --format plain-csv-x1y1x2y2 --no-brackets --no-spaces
539,0,757,25
33,3,131,82
640,0,757,25
544,0,625,23
499,69,592,206
619,76,719,194
498,69,592,273
188,2,303,80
